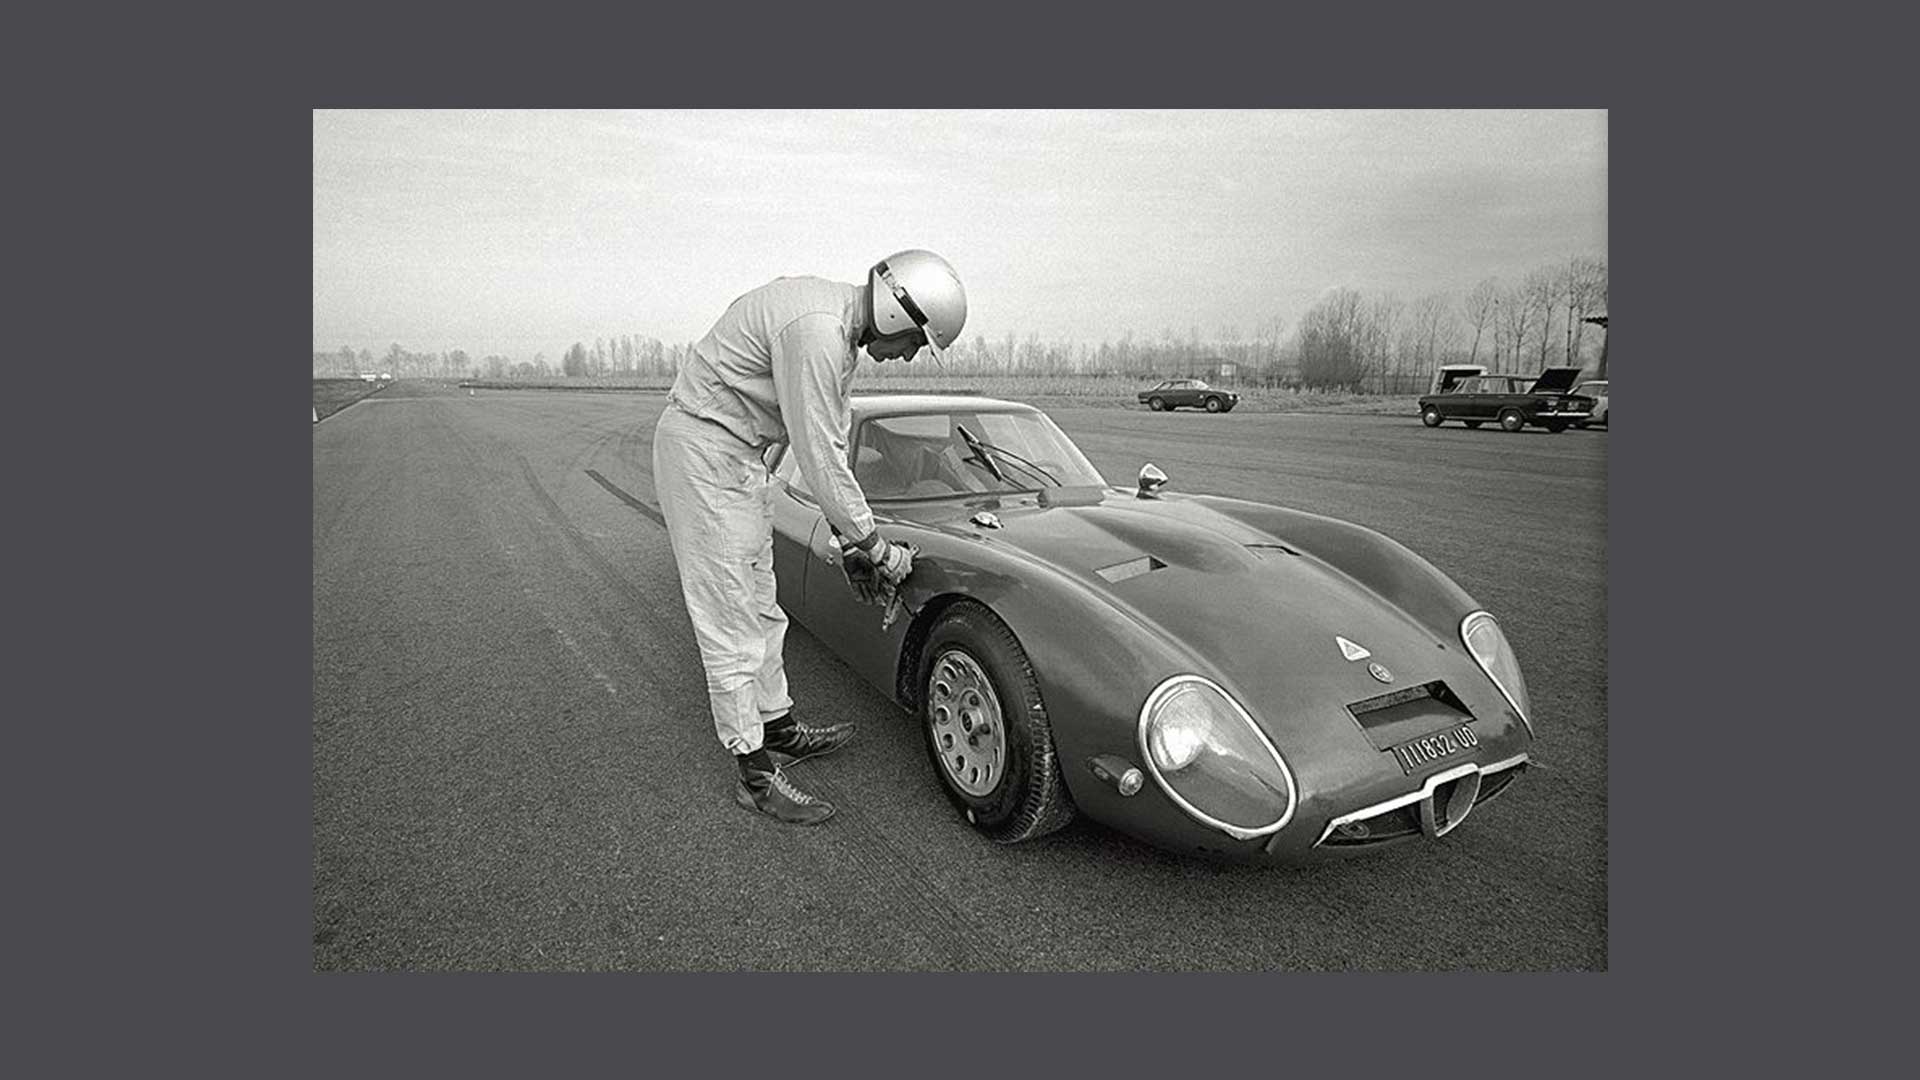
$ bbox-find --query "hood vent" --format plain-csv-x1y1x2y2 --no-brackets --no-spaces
1246,542,1300,557
1095,555,1167,583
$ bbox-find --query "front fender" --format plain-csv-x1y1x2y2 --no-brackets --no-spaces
879,523,1236,846
1189,494,1481,638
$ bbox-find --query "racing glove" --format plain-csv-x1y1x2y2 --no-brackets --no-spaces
841,534,916,605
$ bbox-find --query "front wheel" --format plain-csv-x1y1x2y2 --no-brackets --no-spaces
1421,407,1443,427
1499,408,1526,433
1147,397,1166,412
1543,420,1568,433
1204,396,1223,413
919,601,1075,843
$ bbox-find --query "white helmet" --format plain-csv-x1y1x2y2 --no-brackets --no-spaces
869,249,967,360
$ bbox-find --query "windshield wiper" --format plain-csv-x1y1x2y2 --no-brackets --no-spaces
956,424,1008,484
955,425,1060,487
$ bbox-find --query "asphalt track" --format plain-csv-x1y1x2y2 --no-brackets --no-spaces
313,381,1606,970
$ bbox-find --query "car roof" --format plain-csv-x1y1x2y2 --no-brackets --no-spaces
850,393,1040,419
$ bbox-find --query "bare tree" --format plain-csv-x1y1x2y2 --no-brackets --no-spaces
1494,283,1536,368
1405,293,1457,382
1524,267,1560,371
1463,278,1499,365
1563,255,1608,363
1361,294,1403,390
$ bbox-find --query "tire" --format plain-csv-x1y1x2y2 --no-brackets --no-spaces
1421,407,1443,427
1204,396,1223,413
919,600,1074,843
1498,408,1526,433
1572,421,1588,430
1544,420,1568,433
1147,397,1166,412
1464,420,1484,429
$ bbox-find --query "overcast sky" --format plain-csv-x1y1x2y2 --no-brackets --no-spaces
313,109,1606,360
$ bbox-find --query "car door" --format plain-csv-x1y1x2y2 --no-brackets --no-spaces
1450,377,1487,420
787,423,912,693
767,447,824,619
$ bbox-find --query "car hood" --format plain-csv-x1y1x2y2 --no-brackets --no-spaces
887,489,1467,740
1530,367,1585,393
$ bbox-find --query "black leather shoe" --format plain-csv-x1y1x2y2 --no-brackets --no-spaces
735,755,834,825
762,714,857,766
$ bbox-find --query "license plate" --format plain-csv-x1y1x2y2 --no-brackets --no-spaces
1390,724,1479,775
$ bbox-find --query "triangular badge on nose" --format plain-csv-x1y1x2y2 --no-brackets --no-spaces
1336,636,1371,662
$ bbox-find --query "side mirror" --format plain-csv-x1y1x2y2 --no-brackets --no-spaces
1137,463,1168,499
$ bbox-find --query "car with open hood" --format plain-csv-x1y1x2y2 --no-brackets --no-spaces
766,395,1536,861
1137,378,1238,413
1417,367,1595,433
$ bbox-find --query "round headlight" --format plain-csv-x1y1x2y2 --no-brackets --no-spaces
1145,694,1209,771
1461,611,1532,731
1138,676,1297,839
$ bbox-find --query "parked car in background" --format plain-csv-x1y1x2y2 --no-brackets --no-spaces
1572,380,1608,428
1138,378,1239,413
1417,367,1596,433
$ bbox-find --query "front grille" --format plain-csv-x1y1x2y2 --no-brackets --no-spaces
1321,804,1420,846
1472,764,1523,806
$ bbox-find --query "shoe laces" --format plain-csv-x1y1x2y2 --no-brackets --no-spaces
771,769,818,805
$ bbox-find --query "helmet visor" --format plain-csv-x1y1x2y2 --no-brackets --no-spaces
919,323,947,364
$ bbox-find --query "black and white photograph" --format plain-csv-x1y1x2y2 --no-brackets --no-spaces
312,108,1608,971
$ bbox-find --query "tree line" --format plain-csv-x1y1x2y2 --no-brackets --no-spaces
312,336,692,381
1297,255,1607,392
313,255,1603,393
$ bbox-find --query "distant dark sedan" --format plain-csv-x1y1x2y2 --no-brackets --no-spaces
1418,367,1595,433
1138,378,1238,413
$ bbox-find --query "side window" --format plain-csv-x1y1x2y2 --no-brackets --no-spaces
855,414,954,499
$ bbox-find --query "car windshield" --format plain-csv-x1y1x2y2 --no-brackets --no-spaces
851,410,1107,499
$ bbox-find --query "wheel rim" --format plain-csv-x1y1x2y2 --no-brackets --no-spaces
927,648,1006,797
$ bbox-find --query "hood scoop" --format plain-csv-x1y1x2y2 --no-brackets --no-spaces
1095,554,1167,584
1246,542,1300,557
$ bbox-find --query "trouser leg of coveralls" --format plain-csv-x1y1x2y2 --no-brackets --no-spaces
751,477,793,729
651,407,793,756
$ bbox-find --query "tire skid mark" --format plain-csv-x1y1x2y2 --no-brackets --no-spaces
782,767,1002,969
513,457,697,700
584,469,665,529
444,413,637,700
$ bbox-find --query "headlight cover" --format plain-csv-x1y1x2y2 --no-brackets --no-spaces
1137,675,1297,839
1461,611,1533,734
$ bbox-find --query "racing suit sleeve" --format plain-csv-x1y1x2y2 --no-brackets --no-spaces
772,313,877,546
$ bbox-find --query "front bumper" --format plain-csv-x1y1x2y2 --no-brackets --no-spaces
1305,753,1529,851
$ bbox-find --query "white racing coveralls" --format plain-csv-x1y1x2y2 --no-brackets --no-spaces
651,277,879,755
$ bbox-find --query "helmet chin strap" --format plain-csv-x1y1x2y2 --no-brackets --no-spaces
856,284,877,347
